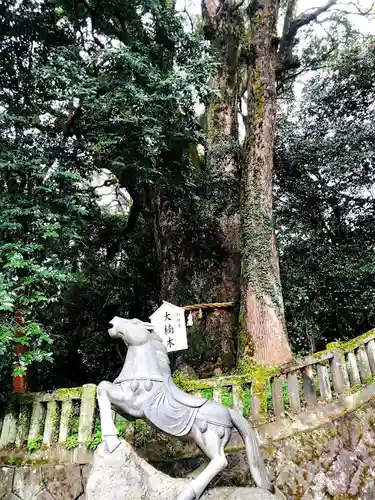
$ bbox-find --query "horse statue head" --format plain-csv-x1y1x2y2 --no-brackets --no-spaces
108,316,171,380
108,316,154,345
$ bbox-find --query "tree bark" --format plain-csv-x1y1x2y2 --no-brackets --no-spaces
240,0,292,366
148,179,240,374
131,1,245,376
192,0,244,371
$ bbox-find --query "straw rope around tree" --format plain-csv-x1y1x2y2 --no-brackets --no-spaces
182,302,234,311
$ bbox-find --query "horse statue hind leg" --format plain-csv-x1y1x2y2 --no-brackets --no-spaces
175,402,273,500
176,421,231,500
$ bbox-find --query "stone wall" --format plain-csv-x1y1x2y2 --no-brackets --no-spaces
0,464,88,500
268,398,375,499
154,398,375,499
2,398,375,499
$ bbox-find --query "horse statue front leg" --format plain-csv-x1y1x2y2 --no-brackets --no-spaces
97,381,132,453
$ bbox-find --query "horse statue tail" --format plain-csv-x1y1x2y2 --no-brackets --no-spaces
229,409,274,493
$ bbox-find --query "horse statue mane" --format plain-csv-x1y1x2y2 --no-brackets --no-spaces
149,331,171,376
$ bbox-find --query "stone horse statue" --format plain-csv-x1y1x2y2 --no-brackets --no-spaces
97,316,274,500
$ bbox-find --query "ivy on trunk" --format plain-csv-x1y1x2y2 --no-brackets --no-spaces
240,0,292,365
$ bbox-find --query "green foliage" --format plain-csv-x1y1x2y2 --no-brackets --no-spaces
0,323,53,377
85,429,102,451
276,36,375,354
133,420,156,448
53,0,213,190
264,381,290,413
66,434,79,451
221,386,233,407
84,417,127,451
202,388,213,399
68,412,80,436
0,0,212,394
27,436,43,454
0,0,101,384
34,212,160,389
242,385,251,419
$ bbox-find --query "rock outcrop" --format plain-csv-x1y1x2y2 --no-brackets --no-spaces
86,440,277,500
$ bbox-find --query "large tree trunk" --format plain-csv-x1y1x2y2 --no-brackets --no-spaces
133,2,245,376
195,0,244,372
240,0,292,366
148,178,240,374
138,0,337,368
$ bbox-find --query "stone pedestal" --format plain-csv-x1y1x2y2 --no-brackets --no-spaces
86,441,276,500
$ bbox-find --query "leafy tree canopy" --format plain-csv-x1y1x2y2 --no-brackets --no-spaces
276,35,375,354
0,0,98,381
0,0,212,391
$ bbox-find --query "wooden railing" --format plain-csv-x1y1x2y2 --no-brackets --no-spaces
1,329,375,456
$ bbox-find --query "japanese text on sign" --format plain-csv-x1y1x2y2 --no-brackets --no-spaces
150,302,188,352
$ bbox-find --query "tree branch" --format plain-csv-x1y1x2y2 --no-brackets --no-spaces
280,0,298,42
277,0,338,78
93,35,105,49
124,202,141,233
119,181,146,234
183,7,195,31
291,0,338,29
92,179,114,190
349,0,375,16
201,0,221,18
231,0,246,13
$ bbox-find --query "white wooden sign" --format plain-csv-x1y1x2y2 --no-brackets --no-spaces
150,301,188,353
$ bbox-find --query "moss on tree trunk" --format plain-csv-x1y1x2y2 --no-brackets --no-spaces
240,0,292,366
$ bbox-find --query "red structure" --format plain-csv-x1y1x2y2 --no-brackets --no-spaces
13,310,28,393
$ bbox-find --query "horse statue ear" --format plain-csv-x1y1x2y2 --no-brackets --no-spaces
143,322,154,331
